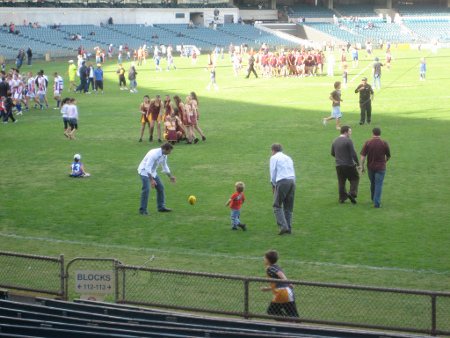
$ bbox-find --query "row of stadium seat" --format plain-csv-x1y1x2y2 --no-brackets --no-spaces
0,23,299,60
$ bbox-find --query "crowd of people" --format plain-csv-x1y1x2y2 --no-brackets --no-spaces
138,92,206,145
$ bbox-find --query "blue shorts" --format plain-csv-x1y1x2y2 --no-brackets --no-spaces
332,106,342,119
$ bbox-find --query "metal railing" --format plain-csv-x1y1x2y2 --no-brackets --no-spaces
0,251,64,297
117,265,450,336
0,251,449,336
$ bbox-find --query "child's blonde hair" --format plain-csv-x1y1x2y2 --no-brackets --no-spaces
235,182,245,192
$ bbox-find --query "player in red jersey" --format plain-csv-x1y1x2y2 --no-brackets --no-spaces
314,50,324,76
340,48,346,69
385,51,395,70
278,51,287,77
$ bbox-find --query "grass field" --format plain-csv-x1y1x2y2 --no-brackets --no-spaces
1,48,449,294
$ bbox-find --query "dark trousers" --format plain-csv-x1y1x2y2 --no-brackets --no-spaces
95,81,103,91
336,165,359,203
246,65,258,78
267,301,299,318
88,78,95,91
3,109,16,122
360,100,372,124
76,78,88,93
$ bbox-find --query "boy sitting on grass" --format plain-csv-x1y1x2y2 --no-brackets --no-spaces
70,154,90,177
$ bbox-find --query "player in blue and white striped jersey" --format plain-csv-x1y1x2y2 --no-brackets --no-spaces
53,72,64,110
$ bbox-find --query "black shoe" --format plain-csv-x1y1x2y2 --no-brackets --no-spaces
202,136,206,141
186,141,192,144
367,121,371,125
140,211,150,215
229,227,238,230
158,139,162,143
374,205,381,208
149,136,153,142
347,194,357,204
277,229,290,235
158,208,172,212
359,122,364,125
139,138,142,142
238,223,247,231
194,138,199,144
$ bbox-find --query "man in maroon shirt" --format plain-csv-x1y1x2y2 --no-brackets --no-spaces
360,127,391,208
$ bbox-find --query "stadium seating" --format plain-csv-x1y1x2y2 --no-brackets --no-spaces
334,4,378,18
402,19,450,43
0,297,420,338
278,4,336,18
395,4,450,17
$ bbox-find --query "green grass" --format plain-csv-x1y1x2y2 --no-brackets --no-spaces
0,49,449,296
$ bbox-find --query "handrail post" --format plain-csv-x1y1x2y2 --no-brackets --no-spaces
244,280,249,319
431,295,437,336
59,254,65,300
115,260,120,303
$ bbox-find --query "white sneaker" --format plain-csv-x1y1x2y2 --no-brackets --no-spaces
133,89,138,92
323,118,327,126
123,87,128,90
101,91,104,94
16,111,23,115
130,90,134,93
53,107,59,110
14,120,18,123
86,92,91,94
206,86,210,90
120,88,124,90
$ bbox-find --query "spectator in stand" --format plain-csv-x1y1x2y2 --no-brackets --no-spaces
100,21,104,27
26,47,33,66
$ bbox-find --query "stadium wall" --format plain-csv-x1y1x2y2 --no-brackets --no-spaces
0,7,239,27
264,23,346,45
239,9,278,21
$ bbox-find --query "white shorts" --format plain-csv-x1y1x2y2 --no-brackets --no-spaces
27,92,36,98
108,53,113,58
37,90,47,95
54,90,62,96
13,93,22,100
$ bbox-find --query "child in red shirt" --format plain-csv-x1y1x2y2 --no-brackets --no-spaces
225,182,246,231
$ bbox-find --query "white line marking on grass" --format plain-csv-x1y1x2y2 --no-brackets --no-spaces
1,233,448,275
349,61,374,83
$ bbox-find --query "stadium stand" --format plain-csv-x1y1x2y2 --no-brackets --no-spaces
278,4,336,18
402,19,450,43
299,22,366,44
0,297,428,338
395,3,450,17
334,5,379,18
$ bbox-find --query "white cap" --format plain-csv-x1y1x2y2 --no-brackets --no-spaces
74,154,81,160
68,60,74,63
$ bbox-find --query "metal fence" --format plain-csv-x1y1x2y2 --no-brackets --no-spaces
1,251,449,336
0,251,64,297
117,265,450,337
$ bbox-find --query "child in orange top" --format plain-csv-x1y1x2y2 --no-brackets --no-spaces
261,250,299,319
225,182,246,231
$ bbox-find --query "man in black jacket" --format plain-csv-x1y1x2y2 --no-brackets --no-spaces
26,47,33,66
75,61,90,94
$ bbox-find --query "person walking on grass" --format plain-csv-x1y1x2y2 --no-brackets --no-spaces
67,98,79,139
207,65,219,90
331,126,361,204
360,127,391,208
355,77,374,125
270,143,296,235
372,57,384,89
225,182,246,231
261,250,299,319
93,63,104,94
324,81,343,129
128,62,138,93
65,60,77,92
137,142,177,215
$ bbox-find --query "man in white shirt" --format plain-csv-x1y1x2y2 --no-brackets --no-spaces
270,143,296,235
137,143,177,215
